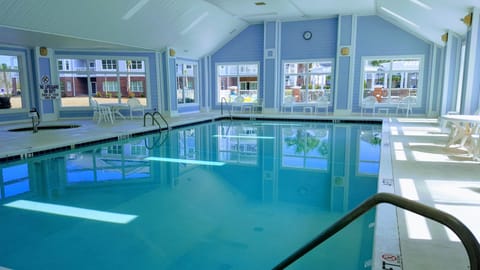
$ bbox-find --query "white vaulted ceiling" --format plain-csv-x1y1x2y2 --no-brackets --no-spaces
0,0,477,58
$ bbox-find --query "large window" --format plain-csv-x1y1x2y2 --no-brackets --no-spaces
176,61,197,104
57,58,148,107
0,53,26,110
283,60,333,104
217,63,259,103
362,57,421,104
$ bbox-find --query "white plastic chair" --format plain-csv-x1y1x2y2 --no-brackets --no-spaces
283,96,294,113
396,96,416,117
231,96,244,112
90,97,113,124
314,96,329,114
361,96,377,116
252,97,263,113
127,98,146,119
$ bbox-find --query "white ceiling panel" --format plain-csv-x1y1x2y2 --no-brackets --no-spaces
0,0,478,56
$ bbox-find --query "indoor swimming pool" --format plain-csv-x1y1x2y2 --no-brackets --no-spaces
0,119,381,269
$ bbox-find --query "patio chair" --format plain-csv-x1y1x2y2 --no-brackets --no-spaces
361,96,377,116
252,97,263,113
231,95,244,112
396,96,416,117
283,96,295,113
127,98,146,119
314,96,329,114
90,97,114,124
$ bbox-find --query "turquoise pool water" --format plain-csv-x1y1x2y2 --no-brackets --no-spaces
0,120,381,269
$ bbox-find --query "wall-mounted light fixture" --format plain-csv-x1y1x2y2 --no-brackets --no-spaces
169,48,176,57
462,12,473,26
39,47,48,56
340,47,350,56
441,33,448,43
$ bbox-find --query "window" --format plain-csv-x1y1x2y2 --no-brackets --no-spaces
128,60,142,70
103,81,119,92
361,57,421,104
216,63,259,103
57,57,147,107
58,59,71,71
0,52,27,110
129,81,144,92
283,60,333,104
102,59,117,70
176,61,197,104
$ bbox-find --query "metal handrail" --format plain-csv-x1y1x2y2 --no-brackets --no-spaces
220,97,232,120
152,111,169,130
143,111,169,130
143,112,160,129
273,192,480,270
221,97,227,115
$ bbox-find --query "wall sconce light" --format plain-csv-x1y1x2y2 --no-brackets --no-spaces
39,47,48,56
441,33,448,43
340,47,350,56
462,12,473,26
169,48,176,57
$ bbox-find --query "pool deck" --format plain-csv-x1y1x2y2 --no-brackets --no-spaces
1,112,479,269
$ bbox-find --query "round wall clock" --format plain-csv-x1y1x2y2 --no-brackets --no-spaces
303,31,312,40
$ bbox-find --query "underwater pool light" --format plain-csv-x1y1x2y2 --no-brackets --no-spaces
4,200,137,224
213,135,274,139
144,157,225,166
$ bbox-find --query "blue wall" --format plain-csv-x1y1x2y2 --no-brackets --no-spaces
281,18,338,60
353,16,432,114
211,24,264,108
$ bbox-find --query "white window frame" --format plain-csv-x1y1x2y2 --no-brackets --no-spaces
101,59,117,71
55,55,149,108
215,62,260,104
0,50,29,111
176,60,198,105
282,59,334,105
360,55,423,106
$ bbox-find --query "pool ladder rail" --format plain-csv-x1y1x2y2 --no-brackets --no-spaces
272,192,480,270
143,111,169,131
220,97,232,120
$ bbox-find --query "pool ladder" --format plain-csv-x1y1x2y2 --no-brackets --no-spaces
143,111,169,150
220,97,232,120
273,192,480,270
143,111,169,131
